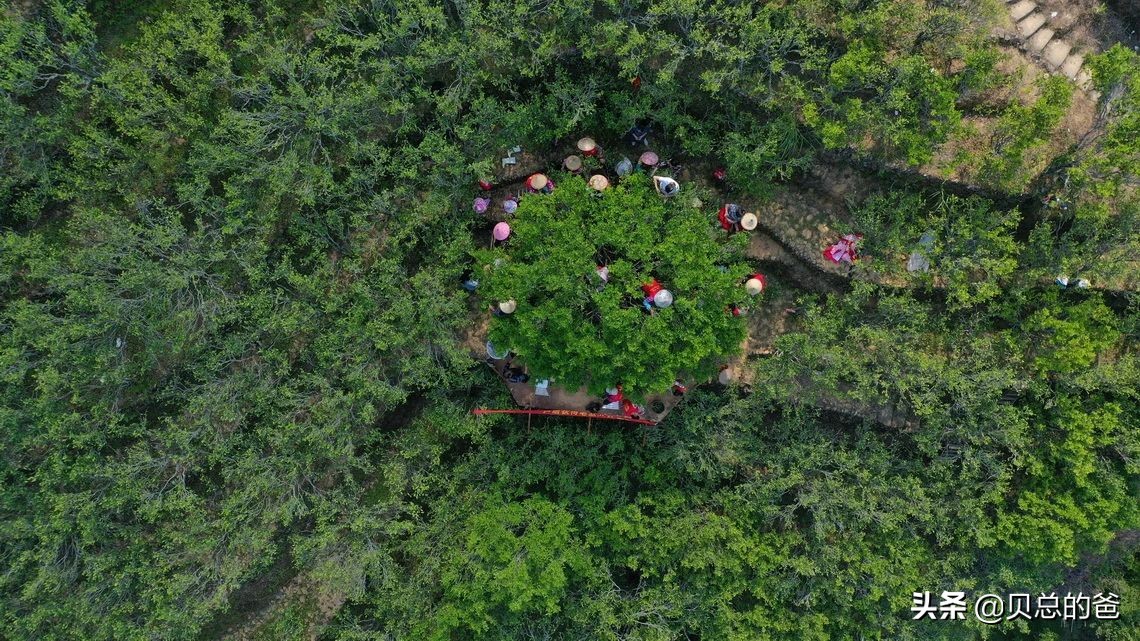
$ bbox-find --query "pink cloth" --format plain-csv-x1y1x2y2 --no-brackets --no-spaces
823,233,862,264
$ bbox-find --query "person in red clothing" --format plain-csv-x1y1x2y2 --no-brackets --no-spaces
640,278,673,311
718,203,743,232
621,398,645,420
526,173,555,194
641,278,663,299
744,273,767,296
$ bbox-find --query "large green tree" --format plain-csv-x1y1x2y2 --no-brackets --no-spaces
474,174,751,398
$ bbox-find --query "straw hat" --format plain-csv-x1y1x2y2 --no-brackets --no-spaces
528,173,548,190
577,137,597,153
498,299,517,314
588,174,610,191
740,212,758,230
564,155,582,171
639,151,659,166
745,277,765,296
718,368,734,384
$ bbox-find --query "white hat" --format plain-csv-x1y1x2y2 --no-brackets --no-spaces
745,277,764,296
588,174,610,191
740,213,758,230
498,299,517,314
718,368,734,384
653,289,674,308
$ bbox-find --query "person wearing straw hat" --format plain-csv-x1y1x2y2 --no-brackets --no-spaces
653,175,680,197
564,155,583,173
577,137,599,157
493,299,517,317
639,151,659,170
599,386,624,411
588,174,610,191
718,203,743,232
526,173,554,194
640,278,673,312
744,273,767,296
492,221,511,246
740,212,758,231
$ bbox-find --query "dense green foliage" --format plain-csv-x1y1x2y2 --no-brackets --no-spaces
474,175,750,397
852,191,1022,309
0,0,1136,640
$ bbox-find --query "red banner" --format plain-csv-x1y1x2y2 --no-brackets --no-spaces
471,408,657,426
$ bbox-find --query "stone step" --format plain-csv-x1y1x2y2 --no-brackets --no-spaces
1018,13,1047,37
1010,0,1036,21
1028,27,1054,53
1043,39,1072,69
1047,11,1077,33
1060,53,1084,80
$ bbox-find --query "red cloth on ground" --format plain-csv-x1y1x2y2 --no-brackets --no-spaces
823,233,862,264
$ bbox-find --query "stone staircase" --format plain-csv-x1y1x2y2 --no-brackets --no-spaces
1006,0,1096,90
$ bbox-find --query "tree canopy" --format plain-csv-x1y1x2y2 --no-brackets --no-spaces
474,174,751,398
0,0,1136,640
